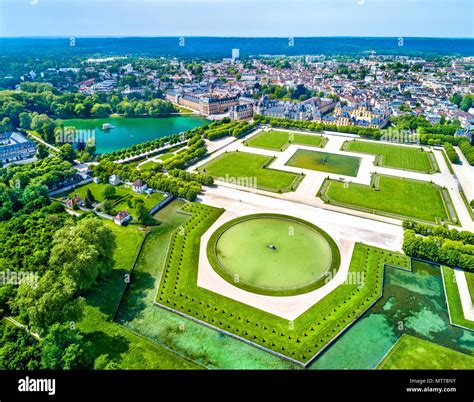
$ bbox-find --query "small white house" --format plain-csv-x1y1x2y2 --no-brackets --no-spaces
132,179,148,194
109,174,121,186
93,176,101,184
114,210,132,226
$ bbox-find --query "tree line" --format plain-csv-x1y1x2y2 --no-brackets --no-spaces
402,220,474,272
0,82,178,136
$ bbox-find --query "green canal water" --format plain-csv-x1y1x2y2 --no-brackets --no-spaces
62,116,209,154
309,260,474,369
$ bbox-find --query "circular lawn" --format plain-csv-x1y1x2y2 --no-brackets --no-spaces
206,214,341,296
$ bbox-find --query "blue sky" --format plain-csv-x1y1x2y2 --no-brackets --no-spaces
0,0,472,38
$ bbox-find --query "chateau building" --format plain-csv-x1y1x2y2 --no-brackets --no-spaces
321,102,391,129
166,91,240,116
0,132,37,164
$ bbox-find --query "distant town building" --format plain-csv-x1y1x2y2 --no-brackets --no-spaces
0,132,37,164
114,210,132,226
232,48,240,60
455,128,473,142
229,104,254,121
109,174,121,186
255,96,335,121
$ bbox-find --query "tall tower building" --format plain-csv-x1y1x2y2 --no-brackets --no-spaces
232,48,240,60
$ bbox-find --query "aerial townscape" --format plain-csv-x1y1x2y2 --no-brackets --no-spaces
0,0,473,398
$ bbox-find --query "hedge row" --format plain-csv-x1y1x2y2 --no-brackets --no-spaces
444,143,460,163
459,140,474,165
402,220,474,245
403,230,474,272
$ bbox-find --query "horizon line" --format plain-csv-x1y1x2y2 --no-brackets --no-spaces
1,35,473,40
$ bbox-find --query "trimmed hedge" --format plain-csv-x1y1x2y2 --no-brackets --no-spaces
443,143,460,164
402,221,474,272
459,140,474,165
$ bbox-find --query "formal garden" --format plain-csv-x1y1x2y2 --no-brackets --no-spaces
285,149,362,177
244,130,327,151
377,334,474,369
197,151,304,193
341,140,439,173
154,202,409,365
318,174,458,224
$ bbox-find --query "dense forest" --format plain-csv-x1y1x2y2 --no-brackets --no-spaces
0,82,177,137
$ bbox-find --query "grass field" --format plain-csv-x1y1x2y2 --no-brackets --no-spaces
155,202,409,365
286,149,361,177
245,130,326,151
342,140,438,173
84,220,147,317
116,200,295,369
77,212,198,369
78,305,199,369
442,267,474,331
318,174,455,224
466,272,474,304
68,182,165,216
198,151,303,192
377,334,474,369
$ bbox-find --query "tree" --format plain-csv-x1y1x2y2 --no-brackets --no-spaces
41,323,92,369
102,200,115,214
48,218,116,291
19,112,32,129
13,272,85,336
102,184,116,200
0,324,41,370
84,188,95,208
450,93,462,107
460,95,473,112
135,201,154,225
90,103,112,117
59,144,76,162
36,144,49,160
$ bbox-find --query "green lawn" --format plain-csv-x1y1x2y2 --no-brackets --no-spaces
318,174,456,224
286,149,361,177
156,153,175,161
207,214,340,296
245,130,326,151
377,334,474,369
77,212,198,369
78,305,199,369
466,271,474,304
68,182,165,216
116,200,295,369
139,160,161,171
85,220,146,319
442,266,474,331
198,151,303,192
342,140,438,173
155,202,409,365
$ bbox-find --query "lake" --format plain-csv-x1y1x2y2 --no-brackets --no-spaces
61,116,209,154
